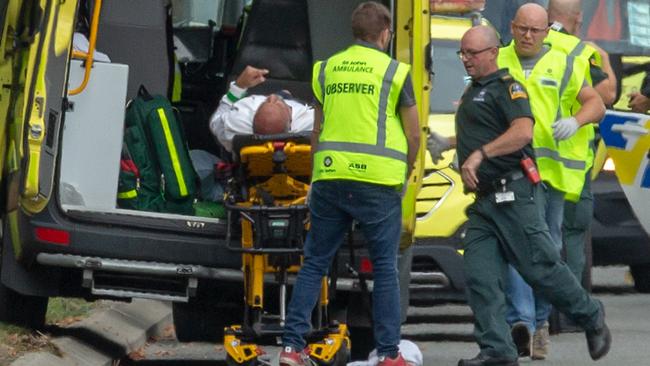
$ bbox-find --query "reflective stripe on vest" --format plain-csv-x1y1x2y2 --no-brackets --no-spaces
535,147,586,170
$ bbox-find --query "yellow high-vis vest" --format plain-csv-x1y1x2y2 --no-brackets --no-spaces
312,44,410,187
546,29,602,179
498,42,590,201
546,29,602,85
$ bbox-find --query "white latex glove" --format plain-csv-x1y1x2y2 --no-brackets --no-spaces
552,117,579,140
426,132,453,164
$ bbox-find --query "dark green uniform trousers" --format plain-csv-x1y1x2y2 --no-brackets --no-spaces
463,178,601,359
563,171,593,283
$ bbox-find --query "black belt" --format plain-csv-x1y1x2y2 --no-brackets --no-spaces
476,170,526,197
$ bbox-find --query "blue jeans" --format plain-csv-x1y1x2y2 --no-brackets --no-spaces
282,180,402,357
506,184,565,331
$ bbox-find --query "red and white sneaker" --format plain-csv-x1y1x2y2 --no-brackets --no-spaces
377,353,409,366
279,346,311,366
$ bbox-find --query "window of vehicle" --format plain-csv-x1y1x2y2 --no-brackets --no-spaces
429,40,469,114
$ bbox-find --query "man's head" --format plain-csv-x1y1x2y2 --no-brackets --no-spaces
511,3,549,57
548,0,583,35
459,25,499,80
351,1,393,50
253,94,291,135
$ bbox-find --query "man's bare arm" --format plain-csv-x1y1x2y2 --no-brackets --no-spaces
399,105,421,180
586,41,617,105
235,65,269,88
575,85,606,126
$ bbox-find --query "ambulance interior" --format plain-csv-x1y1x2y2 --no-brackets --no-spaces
58,0,378,221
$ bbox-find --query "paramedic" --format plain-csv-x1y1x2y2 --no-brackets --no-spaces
279,2,420,366
497,3,606,360
506,0,618,359
455,24,611,366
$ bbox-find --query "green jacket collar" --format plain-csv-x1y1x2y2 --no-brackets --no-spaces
473,69,509,86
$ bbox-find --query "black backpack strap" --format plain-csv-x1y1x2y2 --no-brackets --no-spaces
138,85,154,101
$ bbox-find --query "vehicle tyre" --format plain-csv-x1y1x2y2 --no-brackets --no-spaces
0,235,48,329
173,283,242,342
0,283,48,329
348,326,374,361
630,263,650,293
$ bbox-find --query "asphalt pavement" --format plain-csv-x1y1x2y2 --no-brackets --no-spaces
9,266,650,366
413,266,650,365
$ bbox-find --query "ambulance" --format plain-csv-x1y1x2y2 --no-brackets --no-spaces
0,1,433,359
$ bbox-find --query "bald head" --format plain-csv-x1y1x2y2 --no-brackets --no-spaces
459,25,499,79
464,25,499,49
548,0,583,35
253,94,291,135
514,3,549,26
511,3,549,57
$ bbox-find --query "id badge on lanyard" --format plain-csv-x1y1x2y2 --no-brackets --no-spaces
495,178,515,204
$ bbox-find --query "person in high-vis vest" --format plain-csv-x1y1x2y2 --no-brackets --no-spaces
507,0,618,359
454,25,610,366
496,3,606,362
279,3,420,366
548,0,617,284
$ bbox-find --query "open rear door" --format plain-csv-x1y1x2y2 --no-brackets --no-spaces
2,0,77,259
600,110,650,235
18,0,77,215
395,0,431,245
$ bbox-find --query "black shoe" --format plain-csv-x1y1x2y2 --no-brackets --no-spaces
457,354,519,366
586,300,612,360
510,322,531,357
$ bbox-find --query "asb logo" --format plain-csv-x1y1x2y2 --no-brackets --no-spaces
348,162,367,172
323,156,333,167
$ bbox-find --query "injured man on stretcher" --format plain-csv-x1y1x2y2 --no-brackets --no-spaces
209,65,314,152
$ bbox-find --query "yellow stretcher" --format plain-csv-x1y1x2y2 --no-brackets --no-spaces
223,133,350,366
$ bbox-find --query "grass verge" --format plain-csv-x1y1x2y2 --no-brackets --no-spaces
0,298,103,365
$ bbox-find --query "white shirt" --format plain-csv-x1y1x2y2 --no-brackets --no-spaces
209,83,314,152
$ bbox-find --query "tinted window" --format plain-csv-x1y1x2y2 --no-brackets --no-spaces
430,40,469,114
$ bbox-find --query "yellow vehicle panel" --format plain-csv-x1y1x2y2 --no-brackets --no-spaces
414,15,474,239
430,15,475,40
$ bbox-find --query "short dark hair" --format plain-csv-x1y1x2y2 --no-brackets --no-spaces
351,1,391,43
